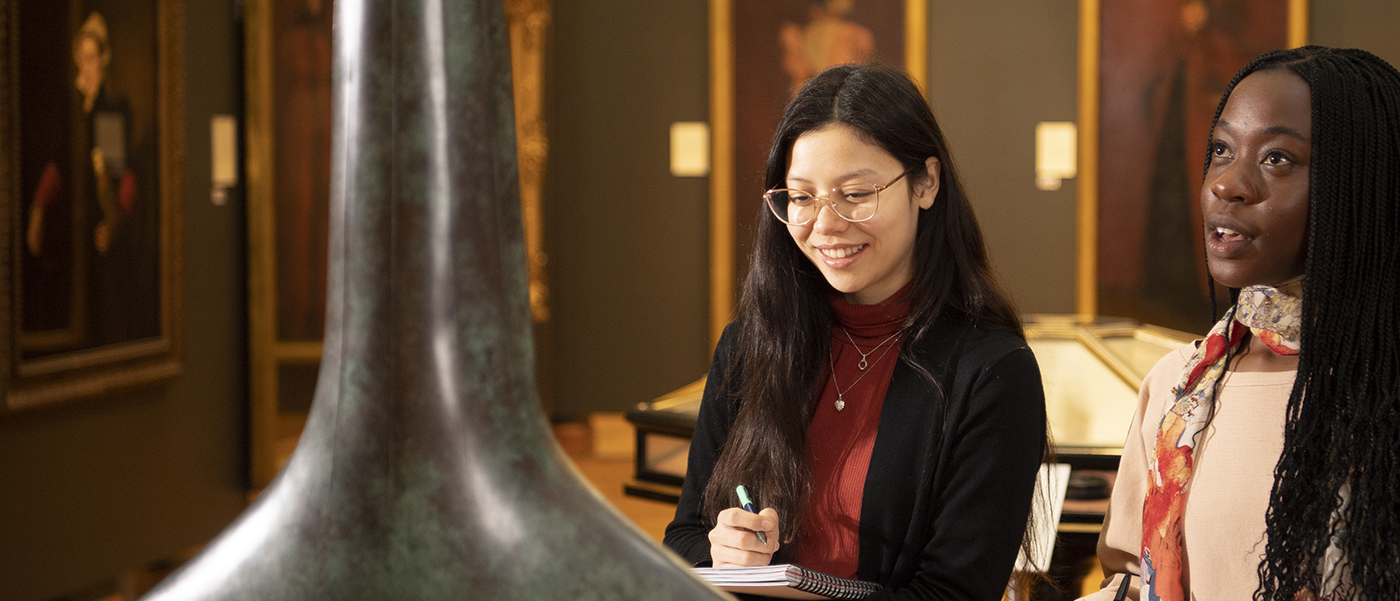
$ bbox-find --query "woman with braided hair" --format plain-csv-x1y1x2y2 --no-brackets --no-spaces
1081,46,1400,601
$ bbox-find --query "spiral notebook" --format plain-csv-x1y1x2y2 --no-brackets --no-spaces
693,564,881,600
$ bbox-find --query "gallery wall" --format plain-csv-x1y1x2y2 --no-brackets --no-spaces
926,0,1080,317
0,1,248,599
548,0,714,420
1312,0,1400,65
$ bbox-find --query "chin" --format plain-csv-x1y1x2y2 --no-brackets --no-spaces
818,273,862,296
1208,265,1299,290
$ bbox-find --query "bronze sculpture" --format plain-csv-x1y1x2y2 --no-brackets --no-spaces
140,0,725,597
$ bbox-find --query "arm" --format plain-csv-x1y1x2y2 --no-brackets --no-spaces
1077,350,1178,601
870,348,1047,601
663,325,740,566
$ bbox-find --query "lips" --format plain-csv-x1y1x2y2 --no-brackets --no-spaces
820,245,865,259
817,244,866,267
1204,215,1255,258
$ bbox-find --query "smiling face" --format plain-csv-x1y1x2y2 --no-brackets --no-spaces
1201,69,1312,289
784,123,938,305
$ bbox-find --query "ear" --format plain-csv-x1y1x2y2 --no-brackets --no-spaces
916,156,941,210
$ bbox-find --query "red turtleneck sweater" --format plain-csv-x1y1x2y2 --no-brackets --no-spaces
796,286,911,578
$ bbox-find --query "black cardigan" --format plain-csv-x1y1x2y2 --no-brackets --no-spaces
663,315,1046,601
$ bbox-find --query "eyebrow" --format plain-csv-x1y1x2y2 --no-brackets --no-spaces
788,168,880,185
1216,119,1308,142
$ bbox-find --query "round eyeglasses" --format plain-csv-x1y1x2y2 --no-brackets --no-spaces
763,169,912,226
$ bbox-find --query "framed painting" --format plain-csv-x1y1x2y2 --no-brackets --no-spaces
246,0,554,488
707,0,926,343
1076,0,1306,333
1,0,184,411
244,0,332,488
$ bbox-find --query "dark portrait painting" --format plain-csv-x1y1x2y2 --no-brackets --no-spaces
731,0,905,279
18,1,162,358
4,0,182,410
1097,0,1288,333
272,0,333,343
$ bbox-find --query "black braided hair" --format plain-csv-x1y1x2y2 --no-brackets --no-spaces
1203,46,1400,600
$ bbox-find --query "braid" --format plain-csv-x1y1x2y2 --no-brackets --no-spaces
1208,47,1400,600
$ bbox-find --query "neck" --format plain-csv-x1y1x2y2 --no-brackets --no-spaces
1273,274,1305,297
1231,331,1301,373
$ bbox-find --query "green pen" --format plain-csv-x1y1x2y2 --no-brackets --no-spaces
735,485,769,545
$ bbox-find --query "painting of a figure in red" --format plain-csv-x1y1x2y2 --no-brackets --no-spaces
731,0,904,289
19,2,162,359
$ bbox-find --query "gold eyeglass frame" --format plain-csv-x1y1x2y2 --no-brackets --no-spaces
763,168,912,226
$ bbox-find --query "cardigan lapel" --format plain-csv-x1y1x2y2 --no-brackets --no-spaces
856,314,970,584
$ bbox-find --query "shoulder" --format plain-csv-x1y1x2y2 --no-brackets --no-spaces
907,314,1034,375
1141,340,1197,395
901,315,1043,420
701,321,745,412
713,320,748,357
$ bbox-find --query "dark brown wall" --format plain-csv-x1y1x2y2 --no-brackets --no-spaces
1312,0,1400,65
927,0,1080,315
0,1,247,599
547,0,712,419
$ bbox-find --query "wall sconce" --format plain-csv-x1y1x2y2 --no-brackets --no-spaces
211,115,238,205
1035,121,1077,191
670,121,710,177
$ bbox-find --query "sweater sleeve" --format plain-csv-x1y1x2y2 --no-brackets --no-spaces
869,347,1047,601
662,324,740,566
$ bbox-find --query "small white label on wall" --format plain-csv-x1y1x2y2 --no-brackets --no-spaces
670,122,710,177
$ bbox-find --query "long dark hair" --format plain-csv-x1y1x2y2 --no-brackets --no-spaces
1205,47,1400,600
700,64,1023,550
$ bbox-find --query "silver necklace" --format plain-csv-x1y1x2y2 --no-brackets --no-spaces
828,336,899,411
842,327,900,371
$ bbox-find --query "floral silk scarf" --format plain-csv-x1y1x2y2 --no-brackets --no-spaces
1140,283,1301,601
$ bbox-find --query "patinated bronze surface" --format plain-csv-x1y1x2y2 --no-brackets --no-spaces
140,0,724,598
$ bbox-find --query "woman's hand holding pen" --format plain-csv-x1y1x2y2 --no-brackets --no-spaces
708,507,780,567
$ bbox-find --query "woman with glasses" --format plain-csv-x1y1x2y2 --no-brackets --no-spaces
664,63,1047,600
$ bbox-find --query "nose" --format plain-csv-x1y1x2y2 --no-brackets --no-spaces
810,199,848,235
1209,159,1261,204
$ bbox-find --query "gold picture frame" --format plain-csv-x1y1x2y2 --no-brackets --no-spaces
708,0,927,344
2,0,184,412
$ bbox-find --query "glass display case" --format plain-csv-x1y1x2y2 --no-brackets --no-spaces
624,315,1196,529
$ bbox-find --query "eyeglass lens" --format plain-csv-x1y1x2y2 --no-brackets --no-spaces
765,184,880,225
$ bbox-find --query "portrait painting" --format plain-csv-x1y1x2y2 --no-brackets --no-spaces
730,0,907,280
271,0,333,344
243,0,335,488
1096,0,1289,333
19,3,161,356
3,0,183,410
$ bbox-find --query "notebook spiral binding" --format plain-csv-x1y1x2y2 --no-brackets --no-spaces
785,565,881,599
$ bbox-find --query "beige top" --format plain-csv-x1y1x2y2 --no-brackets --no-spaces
1079,342,1296,601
